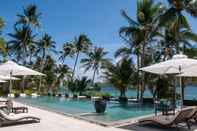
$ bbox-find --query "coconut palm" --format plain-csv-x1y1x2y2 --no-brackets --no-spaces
0,18,7,61
71,34,92,78
59,42,75,64
0,17,5,33
119,0,164,102
167,0,197,18
37,33,56,59
37,33,56,69
160,0,197,32
104,59,135,100
163,23,197,54
81,47,109,85
8,26,36,64
15,4,41,28
56,64,71,81
76,77,91,95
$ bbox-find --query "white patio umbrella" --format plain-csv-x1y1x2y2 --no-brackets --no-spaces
140,54,197,107
0,79,7,83
177,65,197,77
0,60,45,93
0,75,20,80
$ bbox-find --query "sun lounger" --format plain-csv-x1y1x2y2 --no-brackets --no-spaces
0,109,40,127
139,107,194,129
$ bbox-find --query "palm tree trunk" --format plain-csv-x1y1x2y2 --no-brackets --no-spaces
136,54,140,100
140,45,145,103
72,51,79,79
38,50,45,92
92,68,97,86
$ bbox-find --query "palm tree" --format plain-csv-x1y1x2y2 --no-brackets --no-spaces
8,26,36,64
59,42,75,64
0,17,5,33
76,77,91,95
56,64,71,81
0,38,7,61
37,33,56,69
72,34,92,78
81,47,110,85
159,0,197,34
162,22,197,54
15,4,41,28
59,34,91,79
119,0,164,102
166,0,197,18
104,59,135,101
0,18,7,61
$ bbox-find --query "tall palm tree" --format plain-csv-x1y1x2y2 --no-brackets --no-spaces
160,0,197,33
37,33,56,69
56,64,71,81
72,34,92,78
167,0,197,18
76,76,91,95
119,0,164,102
15,4,41,28
0,38,7,61
59,42,75,64
8,26,36,64
81,47,109,85
104,59,135,100
162,22,197,54
0,17,5,33
0,17,7,61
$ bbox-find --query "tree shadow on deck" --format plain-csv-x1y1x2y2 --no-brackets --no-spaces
118,123,197,131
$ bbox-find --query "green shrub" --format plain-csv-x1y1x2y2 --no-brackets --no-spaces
84,91,111,97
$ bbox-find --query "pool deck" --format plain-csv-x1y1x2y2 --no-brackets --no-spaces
0,98,128,131
1,97,197,131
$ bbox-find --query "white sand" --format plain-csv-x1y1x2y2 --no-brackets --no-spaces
0,98,129,131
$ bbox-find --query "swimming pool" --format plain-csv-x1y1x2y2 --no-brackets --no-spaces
16,96,154,124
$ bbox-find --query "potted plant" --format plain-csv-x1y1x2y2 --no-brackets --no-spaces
94,99,107,113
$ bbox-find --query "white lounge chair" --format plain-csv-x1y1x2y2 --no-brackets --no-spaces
0,109,40,127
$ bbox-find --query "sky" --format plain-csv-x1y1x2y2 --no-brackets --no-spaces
0,0,196,80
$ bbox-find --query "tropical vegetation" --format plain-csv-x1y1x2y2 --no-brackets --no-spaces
0,0,197,102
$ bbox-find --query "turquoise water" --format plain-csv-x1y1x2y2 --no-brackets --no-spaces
16,96,154,123
101,85,197,100
16,85,197,123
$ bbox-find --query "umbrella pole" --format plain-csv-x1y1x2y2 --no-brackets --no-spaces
179,65,183,108
9,72,12,95
179,76,183,108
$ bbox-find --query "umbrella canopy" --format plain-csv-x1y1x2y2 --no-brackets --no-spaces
177,65,197,77
140,54,197,108
0,75,20,80
140,54,197,74
0,61,45,76
0,79,7,83
0,60,45,94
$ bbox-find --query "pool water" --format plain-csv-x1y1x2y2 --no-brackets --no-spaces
16,96,154,123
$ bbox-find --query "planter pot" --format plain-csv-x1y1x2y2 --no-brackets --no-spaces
73,94,78,99
102,96,110,101
94,100,107,113
14,93,20,98
65,94,69,98
119,96,128,103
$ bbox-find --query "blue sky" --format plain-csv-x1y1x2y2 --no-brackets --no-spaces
0,0,196,79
